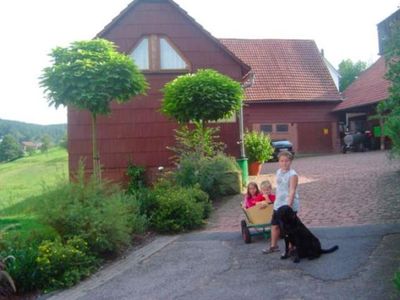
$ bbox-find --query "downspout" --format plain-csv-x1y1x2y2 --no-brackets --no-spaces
239,71,255,158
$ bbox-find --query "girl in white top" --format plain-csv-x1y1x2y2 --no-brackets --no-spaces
263,150,299,254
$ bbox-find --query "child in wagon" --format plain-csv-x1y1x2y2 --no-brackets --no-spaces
243,181,276,209
260,180,276,204
243,182,265,209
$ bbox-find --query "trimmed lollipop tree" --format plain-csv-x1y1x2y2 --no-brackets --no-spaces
161,69,244,158
40,39,148,178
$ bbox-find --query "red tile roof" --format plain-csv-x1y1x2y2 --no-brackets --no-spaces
220,39,341,102
334,56,390,111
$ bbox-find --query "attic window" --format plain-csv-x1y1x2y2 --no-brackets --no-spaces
131,38,149,70
130,35,189,72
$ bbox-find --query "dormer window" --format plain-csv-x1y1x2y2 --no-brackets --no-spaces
130,35,189,72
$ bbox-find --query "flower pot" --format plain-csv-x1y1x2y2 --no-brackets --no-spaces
248,161,262,176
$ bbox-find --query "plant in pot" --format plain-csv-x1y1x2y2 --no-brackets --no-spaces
244,130,274,176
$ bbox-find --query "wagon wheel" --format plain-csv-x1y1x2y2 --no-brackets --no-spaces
241,220,251,244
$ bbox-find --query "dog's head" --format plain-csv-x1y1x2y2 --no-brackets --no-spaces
277,205,297,226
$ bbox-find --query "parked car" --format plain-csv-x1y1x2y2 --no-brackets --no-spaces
270,139,295,161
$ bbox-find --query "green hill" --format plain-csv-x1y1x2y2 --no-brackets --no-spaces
0,147,68,214
0,118,67,143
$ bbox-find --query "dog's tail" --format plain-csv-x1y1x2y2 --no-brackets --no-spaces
321,245,339,254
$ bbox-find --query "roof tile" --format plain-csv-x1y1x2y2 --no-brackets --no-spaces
220,39,341,102
334,56,390,111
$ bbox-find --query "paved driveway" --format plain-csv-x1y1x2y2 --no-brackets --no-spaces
46,151,400,300
207,151,400,231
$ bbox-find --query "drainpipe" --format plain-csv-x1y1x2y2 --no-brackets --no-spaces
236,72,255,185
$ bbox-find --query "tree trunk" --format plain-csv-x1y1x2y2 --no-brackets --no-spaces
91,114,101,179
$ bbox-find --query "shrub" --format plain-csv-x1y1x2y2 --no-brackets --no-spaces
244,130,274,163
126,163,146,193
127,187,157,218
174,153,242,199
1,236,41,294
394,270,400,291
0,226,59,293
38,169,146,256
169,122,225,159
0,256,16,298
36,237,98,292
149,182,209,233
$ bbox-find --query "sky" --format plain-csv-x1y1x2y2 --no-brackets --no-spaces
0,0,398,125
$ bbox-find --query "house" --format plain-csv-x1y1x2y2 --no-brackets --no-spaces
221,38,341,153
333,57,389,134
68,0,341,182
21,141,42,152
333,9,398,148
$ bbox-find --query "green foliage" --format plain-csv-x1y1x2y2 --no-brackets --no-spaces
244,130,274,163
162,69,243,123
0,134,23,162
0,226,59,293
38,166,146,256
174,153,242,200
40,38,148,177
126,163,146,193
59,133,68,149
127,187,157,219
0,255,16,298
36,237,98,292
40,134,52,153
149,182,208,233
382,21,400,156
169,122,225,159
0,118,66,144
40,38,148,115
394,270,400,291
338,59,367,91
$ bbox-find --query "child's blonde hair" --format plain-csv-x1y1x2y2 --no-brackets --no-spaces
260,180,272,190
278,150,294,161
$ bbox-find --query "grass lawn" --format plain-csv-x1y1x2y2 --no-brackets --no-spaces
0,148,68,232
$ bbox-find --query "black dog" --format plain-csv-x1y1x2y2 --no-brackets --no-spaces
277,205,338,263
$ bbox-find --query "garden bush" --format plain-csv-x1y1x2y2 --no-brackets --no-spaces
126,163,146,193
38,169,147,256
127,187,157,218
36,237,98,292
174,153,242,199
394,270,400,291
0,225,59,293
149,182,210,233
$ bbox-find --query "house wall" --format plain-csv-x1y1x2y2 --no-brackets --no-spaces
244,102,340,153
68,0,243,183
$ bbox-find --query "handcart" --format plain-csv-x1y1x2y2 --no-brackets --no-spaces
241,201,273,244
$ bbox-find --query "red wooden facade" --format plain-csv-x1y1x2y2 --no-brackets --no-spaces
68,0,342,183
68,0,248,182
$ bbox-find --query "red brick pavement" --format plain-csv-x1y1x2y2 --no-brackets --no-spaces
205,151,400,231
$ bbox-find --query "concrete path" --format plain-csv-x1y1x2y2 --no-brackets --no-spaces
47,224,400,300
45,152,400,300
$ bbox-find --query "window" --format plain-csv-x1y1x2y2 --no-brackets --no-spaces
160,38,187,70
131,38,149,70
130,35,189,72
276,124,289,132
260,124,273,133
